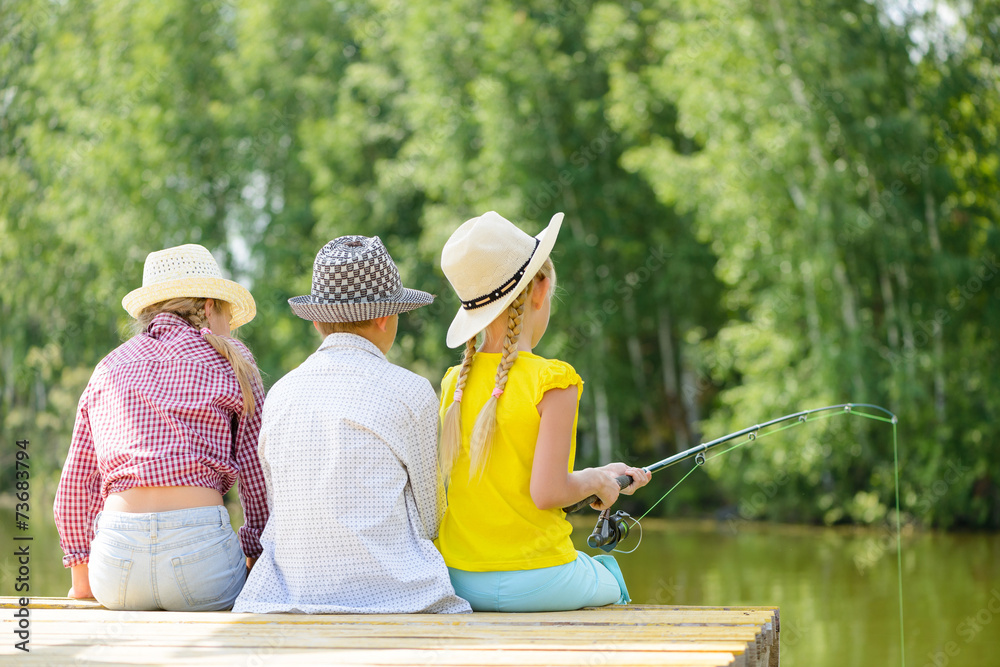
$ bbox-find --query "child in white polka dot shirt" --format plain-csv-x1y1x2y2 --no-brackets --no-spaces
233,236,471,614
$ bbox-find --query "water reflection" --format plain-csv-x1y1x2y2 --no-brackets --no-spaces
572,518,999,667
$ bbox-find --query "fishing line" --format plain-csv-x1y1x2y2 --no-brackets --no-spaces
635,463,700,521
611,515,643,554
610,405,906,665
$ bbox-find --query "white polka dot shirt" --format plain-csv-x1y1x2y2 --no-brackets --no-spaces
233,333,470,614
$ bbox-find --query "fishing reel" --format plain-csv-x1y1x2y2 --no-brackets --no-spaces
587,509,632,552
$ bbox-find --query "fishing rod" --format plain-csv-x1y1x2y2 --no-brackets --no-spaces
563,403,898,550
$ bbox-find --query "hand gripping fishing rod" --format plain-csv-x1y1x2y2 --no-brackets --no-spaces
563,403,898,550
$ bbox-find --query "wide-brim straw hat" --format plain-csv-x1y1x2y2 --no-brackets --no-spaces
289,235,434,323
122,244,256,329
441,211,563,348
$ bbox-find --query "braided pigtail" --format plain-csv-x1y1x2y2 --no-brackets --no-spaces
134,297,262,416
468,288,527,481
440,337,477,482
201,327,262,417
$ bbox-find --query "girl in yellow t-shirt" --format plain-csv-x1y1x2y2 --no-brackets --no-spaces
437,211,651,612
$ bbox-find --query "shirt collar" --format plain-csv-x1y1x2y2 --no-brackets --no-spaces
317,332,387,361
146,312,198,338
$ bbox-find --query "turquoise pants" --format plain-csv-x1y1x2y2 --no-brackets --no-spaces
448,551,629,612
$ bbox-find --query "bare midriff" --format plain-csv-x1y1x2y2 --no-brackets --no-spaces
104,486,224,513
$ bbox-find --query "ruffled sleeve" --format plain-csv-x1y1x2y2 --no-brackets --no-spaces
534,359,584,405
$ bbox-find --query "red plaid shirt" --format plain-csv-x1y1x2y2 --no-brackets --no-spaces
54,313,268,567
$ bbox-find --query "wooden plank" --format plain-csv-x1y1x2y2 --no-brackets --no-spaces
24,609,775,636
0,597,777,667
7,645,739,666
27,619,765,644
2,598,778,633
24,621,764,667
4,598,779,617
21,606,778,628
29,622,758,651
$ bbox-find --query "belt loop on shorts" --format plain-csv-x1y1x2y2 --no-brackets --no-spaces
219,505,227,528
150,512,157,541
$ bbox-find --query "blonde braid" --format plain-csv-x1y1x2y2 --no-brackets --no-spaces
134,297,262,415
440,337,477,482
468,289,527,480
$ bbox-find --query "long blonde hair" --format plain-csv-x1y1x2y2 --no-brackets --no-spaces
440,258,556,482
133,297,262,415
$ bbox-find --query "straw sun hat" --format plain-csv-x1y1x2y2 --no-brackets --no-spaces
441,211,563,348
121,244,256,328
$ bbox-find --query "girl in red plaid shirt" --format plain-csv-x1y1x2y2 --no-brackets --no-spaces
53,244,269,611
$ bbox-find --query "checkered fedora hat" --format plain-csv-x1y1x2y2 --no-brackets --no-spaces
289,236,433,322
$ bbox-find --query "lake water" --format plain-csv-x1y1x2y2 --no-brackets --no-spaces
2,507,997,667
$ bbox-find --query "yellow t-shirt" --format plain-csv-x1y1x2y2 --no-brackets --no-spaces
436,351,583,572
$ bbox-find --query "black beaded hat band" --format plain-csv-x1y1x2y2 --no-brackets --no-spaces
460,239,539,311
442,211,564,348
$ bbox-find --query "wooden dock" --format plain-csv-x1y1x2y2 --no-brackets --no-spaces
2,597,780,666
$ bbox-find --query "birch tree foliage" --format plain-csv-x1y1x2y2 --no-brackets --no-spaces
609,0,1000,525
1,0,996,526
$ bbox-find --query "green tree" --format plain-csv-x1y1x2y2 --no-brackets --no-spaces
2,0,996,528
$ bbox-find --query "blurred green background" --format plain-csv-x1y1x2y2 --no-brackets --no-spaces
1,0,998,535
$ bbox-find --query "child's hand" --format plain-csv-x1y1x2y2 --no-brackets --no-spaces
588,470,622,511
588,466,636,510
619,466,652,495
67,586,95,600
68,564,94,599
596,463,652,496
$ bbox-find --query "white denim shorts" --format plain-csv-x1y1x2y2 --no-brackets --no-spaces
89,505,246,611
